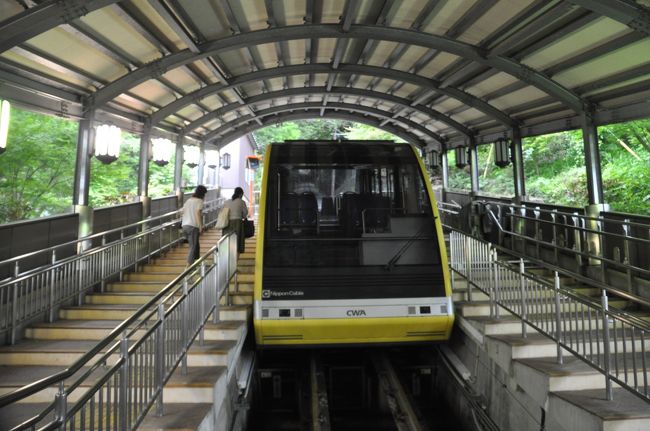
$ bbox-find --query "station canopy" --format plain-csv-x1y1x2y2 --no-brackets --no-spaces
1,0,649,150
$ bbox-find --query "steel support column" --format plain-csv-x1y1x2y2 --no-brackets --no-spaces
73,107,94,249
582,110,608,265
197,141,205,186
174,135,184,208
512,127,526,202
138,126,151,218
469,139,479,196
582,111,604,206
73,109,94,207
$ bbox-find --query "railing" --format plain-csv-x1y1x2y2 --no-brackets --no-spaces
0,196,224,280
0,198,224,345
0,232,239,431
449,229,650,403
476,201,650,306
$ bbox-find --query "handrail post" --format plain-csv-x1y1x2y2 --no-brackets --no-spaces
199,262,206,346
519,258,527,338
601,289,613,400
10,283,18,345
119,332,129,430
54,381,67,429
155,304,165,416
491,249,500,319
100,236,107,293
213,250,220,324
13,261,19,278
465,236,472,302
554,272,563,364
119,232,125,281
181,279,189,375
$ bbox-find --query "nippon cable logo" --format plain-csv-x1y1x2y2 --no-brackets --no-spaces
262,290,304,298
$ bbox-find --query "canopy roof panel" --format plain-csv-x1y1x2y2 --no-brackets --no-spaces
0,0,649,149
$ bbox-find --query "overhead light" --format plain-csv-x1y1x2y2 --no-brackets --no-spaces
0,100,10,154
94,124,121,164
184,145,200,168
455,146,468,168
428,150,440,169
205,150,219,168
221,152,231,170
151,138,173,166
494,138,511,167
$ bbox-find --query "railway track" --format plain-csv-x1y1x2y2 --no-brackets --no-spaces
249,347,464,431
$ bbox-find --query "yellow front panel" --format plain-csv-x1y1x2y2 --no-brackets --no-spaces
256,315,453,346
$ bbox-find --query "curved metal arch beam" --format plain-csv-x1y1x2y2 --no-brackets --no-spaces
184,86,473,137
152,63,511,128
567,0,650,36
203,102,443,145
209,111,426,149
0,0,117,54
90,24,585,114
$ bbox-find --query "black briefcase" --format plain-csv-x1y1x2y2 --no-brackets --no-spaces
243,219,255,238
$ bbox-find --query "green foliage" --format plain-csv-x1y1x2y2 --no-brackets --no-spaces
89,133,139,207
252,119,403,152
344,123,405,142
0,108,77,223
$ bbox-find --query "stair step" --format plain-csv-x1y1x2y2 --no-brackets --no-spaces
59,304,139,320
107,281,167,292
140,403,213,431
24,320,127,340
457,299,628,317
85,292,154,305
548,388,650,431
125,272,178,282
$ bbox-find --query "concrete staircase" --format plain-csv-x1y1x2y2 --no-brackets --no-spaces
0,229,257,431
450,273,650,431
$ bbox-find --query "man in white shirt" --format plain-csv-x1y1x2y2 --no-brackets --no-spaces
182,185,207,265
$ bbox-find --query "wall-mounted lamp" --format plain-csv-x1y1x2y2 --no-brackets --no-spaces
494,138,511,167
428,150,440,169
455,146,468,168
151,138,173,166
0,100,10,154
221,152,231,170
205,150,219,168
94,124,121,164
184,145,200,168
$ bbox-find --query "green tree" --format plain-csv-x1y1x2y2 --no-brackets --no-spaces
0,108,77,223
344,123,404,142
89,133,139,207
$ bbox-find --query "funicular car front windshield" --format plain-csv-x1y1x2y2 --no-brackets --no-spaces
264,142,441,269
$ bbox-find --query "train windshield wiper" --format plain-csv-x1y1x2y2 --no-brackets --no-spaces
384,226,428,271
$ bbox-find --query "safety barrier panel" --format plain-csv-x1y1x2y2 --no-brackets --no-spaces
0,232,238,431
0,198,224,345
449,230,650,403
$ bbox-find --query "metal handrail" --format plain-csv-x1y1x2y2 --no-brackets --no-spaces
0,196,223,278
449,230,650,404
481,209,650,309
1,232,239,431
0,199,224,344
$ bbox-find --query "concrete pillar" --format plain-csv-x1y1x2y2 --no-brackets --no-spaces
73,107,94,248
138,126,151,219
468,139,479,196
197,141,205,186
512,127,526,203
174,135,184,208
